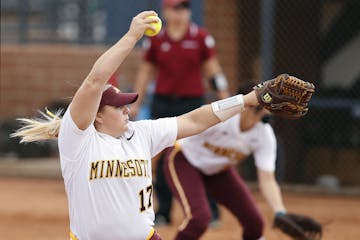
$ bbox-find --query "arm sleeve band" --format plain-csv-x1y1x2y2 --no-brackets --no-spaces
209,73,228,91
211,94,245,121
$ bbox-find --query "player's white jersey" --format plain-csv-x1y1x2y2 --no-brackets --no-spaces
58,109,177,240
179,114,277,175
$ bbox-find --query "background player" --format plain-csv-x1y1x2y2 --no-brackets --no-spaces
163,98,322,239
131,0,229,225
11,10,264,240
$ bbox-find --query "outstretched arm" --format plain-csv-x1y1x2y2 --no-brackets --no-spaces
70,11,159,130
257,169,286,214
176,74,315,140
176,91,258,139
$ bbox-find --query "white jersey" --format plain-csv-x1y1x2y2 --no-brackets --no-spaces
58,109,177,240
179,114,276,175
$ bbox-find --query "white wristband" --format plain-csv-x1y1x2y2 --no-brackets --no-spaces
211,94,245,121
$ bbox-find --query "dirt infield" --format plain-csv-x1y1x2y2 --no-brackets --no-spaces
1,177,359,240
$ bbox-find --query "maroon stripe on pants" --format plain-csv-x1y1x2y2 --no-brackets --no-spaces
163,147,264,240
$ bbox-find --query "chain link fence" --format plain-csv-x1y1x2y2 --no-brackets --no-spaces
1,0,359,189
1,0,107,44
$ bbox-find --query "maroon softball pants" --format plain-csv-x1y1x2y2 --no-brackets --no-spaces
163,147,264,240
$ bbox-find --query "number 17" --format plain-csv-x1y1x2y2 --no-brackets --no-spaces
139,184,153,212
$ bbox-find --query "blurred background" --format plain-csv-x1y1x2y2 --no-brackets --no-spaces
1,0,359,191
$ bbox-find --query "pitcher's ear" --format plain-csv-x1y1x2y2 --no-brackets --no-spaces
95,112,104,125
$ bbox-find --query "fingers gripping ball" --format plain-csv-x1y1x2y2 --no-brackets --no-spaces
144,16,162,37
254,74,315,119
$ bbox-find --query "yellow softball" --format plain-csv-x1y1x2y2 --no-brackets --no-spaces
144,16,162,37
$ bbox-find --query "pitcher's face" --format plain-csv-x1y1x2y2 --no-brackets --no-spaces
96,105,131,137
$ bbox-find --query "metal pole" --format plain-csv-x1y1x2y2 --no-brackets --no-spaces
18,0,29,43
260,0,276,81
78,0,93,44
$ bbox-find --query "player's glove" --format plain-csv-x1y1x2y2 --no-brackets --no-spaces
254,74,315,119
273,212,322,240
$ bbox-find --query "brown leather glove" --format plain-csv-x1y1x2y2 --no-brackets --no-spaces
254,74,315,119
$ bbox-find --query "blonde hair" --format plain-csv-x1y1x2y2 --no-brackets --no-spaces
10,109,63,143
11,84,113,143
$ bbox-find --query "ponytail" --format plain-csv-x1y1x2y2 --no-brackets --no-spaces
10,109,63,143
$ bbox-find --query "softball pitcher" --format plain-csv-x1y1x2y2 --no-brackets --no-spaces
11,11,265,240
